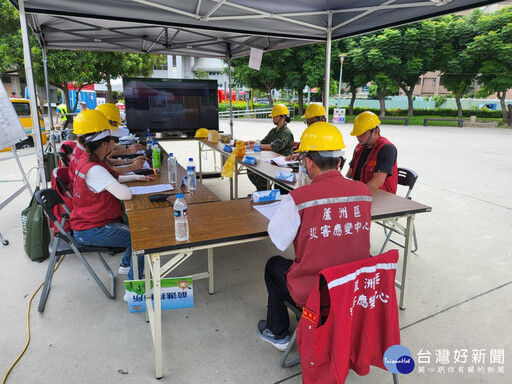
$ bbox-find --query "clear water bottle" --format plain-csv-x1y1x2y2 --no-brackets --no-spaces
186,158,197,191
152,139,161,169
146,132,152,151
173,194,189,242
253,139,261,160
298,163,308,185
167,153,178,184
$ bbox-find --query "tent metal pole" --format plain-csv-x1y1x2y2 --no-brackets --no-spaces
227,44,234,137
19,0,47,187
42,47,56,152
323,11,332,122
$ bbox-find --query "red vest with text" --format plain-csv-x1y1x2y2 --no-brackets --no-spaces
297,250,401,384
70,153,123,231
287,171,372,308
351,136,398,194
68,143,85,184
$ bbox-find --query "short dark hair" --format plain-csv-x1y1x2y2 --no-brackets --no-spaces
307,151,345,171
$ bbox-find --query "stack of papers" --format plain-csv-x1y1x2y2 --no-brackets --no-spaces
262,156,298,167
130,184,173,195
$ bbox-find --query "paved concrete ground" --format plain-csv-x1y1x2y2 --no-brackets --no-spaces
1,120,511,384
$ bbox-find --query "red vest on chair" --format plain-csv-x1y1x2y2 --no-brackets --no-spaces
50,167,73,234
351,136,398,194
297,250,401,384
68,143,85,183
287,171,372,308
70,153,123,231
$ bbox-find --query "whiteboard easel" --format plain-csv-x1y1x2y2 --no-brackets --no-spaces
0,79,33,246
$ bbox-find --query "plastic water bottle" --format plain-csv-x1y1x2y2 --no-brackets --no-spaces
186,158,197,191
253,139,261,160
173,194,189,242
146,132,152,151
167,153,178,184
298,163,308,184
152,139,161,170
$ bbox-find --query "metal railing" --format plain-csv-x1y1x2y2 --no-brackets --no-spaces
219,107,295,119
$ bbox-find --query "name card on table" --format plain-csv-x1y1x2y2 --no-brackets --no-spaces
275,170,296,182
124,277,194,313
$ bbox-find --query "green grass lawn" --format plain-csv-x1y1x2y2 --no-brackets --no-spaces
292,114,505,127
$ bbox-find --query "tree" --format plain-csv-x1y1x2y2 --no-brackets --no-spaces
0,0,26,76
437,12,482,117
231,50,289,107
92,51,163,103
332,38,370,115
468,6,512,120
194,70,209,79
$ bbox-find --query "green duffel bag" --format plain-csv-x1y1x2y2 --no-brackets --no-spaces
21,187,50,262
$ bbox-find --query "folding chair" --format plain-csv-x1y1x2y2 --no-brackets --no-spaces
379,167,419,254
55,151,70,167
294,250,401,384
35,188,115,312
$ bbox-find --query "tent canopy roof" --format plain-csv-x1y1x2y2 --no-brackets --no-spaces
10,0,502,58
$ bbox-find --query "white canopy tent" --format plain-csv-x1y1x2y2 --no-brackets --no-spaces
9,0,501,187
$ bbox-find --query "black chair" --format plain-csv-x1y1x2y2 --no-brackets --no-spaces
55,151,70,167
379,167,419,254
35,188,115,312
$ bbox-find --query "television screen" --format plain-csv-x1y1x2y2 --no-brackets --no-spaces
123,78,218,137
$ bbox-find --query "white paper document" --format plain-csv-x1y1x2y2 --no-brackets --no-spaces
262,156,298,167
129,184,173,195
252,201,281,220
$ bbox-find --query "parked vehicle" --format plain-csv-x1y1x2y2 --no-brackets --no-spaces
1,98,48,152
478,103,498,110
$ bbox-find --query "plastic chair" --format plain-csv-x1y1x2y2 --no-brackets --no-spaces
280,300,302,368
379,167,419,254
35,188,116,312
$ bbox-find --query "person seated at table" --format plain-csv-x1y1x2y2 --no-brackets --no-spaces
68,110,147,182
244,104,294,191
346,111,398,194
284,103,327,162
257,121,372,351
69,110,154,279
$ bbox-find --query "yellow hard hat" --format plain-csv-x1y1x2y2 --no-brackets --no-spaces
195,128,209,139
73,110,111,135
269,104,289,117
96,103,121,125
296,122,345,153
350,111,381,136
301,104,326,119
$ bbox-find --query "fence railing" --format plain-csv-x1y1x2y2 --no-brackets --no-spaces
219,108,295,119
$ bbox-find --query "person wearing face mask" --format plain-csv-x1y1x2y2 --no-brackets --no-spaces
346,111,398,194
257,122,372,351
244,104,294,191
70,110,154,281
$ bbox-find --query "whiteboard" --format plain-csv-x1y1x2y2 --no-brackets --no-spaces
0,80,28,151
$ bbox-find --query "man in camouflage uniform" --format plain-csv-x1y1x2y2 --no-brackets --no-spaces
244,104,295,191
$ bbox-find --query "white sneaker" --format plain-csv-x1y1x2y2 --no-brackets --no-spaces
118,265,130,275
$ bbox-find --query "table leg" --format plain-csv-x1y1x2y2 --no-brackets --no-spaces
399,215,415,310
234,164,239,200
198,141,203,182
152,253,163,379
132,251,139,282
208,248,214,294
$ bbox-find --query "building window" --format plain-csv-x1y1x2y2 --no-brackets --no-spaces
432,79,436,86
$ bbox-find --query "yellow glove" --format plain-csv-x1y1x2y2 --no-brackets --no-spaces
221,152,236,178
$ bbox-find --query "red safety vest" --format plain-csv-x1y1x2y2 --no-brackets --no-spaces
287,171,372,308
68,143,85,183
70,153,123,231
297,250,401,384
351,136,398,194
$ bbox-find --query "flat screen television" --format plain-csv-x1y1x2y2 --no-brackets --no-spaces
123,78,218,138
